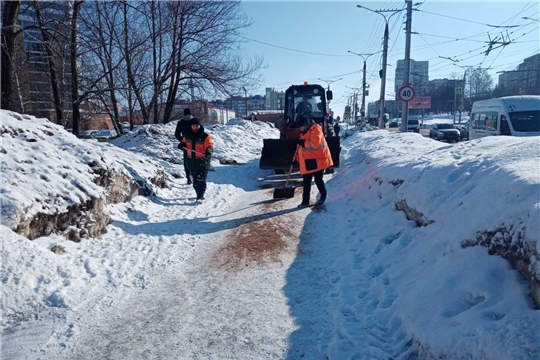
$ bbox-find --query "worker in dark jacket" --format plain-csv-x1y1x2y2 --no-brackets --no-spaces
175,108,193,184
333,122,341,136
178,118,214,202
295,115,333,208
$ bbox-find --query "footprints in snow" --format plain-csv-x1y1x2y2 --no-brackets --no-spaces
441,291,486,318
326,229,412,357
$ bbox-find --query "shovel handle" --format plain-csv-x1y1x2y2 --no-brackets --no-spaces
182,146,234,164
182,147,206,157
283,144,300,188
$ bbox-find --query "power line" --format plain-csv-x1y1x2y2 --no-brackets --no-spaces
237,35,356,57
415,8,521,28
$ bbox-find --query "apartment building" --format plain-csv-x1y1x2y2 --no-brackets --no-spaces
265,87,286,110
518,53,540,95
394,59,429,95
16,1,72,121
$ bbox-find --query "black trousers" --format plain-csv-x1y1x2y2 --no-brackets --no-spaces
302,169,326,204
191,170,208,199
183,152,191,180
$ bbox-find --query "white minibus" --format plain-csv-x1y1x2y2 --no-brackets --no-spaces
469,96,540,139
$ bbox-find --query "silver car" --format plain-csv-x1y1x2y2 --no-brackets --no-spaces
429,123,460,142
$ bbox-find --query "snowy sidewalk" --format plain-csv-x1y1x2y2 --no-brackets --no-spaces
39,165,316,359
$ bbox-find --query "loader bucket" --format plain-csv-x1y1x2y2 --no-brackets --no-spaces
259,139,298,170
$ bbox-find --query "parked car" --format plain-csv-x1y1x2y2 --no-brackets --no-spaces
407,118,420,133
90,129,117,140
388,118,399,128
456,123,469,140
429,123,460,142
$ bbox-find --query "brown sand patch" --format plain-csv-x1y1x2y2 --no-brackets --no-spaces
213,200,298,271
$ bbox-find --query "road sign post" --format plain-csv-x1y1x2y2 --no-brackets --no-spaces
398,85,415,102
458,104,464,123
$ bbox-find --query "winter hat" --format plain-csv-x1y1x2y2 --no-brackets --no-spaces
189,117,201,127
297,115,310,128
183,108,191,116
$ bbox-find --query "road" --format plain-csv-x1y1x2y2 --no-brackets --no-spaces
387,126,429,137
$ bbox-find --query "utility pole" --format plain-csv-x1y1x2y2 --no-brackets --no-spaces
347,51,378,121
346,86,361,123
242,86,248,118
380,23,390,129
400,0,413,133
454,63,470,124
318,77,342,111
453,79,457,124
357,5,403,129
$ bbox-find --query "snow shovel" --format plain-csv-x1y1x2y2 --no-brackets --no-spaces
273,144,300,199
182,148,245,165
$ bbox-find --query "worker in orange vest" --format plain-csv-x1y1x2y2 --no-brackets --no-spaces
295,115,334,208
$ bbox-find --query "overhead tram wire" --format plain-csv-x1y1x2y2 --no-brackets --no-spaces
499,1,536,27
428,23,539,71
407,7,539,63
237,35,357,57
402,12,539,59
486,46,507,70
414,8,522,28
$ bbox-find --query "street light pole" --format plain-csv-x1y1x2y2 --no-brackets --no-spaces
347,51,378,121
453,63,471,124
318,77,342,111
357,4,403,129
242,86,248,118
346,86,361,124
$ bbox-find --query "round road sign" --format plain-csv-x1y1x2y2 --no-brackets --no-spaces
398,85,415,102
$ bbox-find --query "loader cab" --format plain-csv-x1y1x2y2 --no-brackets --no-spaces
259,83,340,172
284,84,329,128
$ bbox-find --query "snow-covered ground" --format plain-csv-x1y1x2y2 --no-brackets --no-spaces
1,110,539,359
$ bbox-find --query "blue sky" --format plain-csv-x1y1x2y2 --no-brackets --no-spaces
239,1,539,117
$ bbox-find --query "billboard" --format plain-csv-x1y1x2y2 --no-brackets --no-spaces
409,96,431,109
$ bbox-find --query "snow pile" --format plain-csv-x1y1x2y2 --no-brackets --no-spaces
0,110,165,239
111,119,279,167
1,111,107,228
339,130,540,308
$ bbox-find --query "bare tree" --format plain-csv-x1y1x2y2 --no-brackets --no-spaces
160,1,263,124
115,0,263,125
70,0,84,137
15,0,264,132
467,67,493,101
32,0,70,125
1,0,22,110
78,1,127,135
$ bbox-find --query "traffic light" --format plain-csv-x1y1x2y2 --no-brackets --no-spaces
379,70,383,78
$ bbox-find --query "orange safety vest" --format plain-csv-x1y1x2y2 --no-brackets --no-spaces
183,134,214,159
296,124,333,175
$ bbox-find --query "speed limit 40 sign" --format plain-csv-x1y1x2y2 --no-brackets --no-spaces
398,85,415,102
